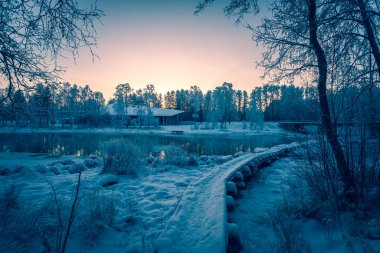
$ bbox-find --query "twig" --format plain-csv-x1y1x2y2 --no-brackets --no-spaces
61,172,82,253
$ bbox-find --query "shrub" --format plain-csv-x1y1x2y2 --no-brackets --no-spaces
162,145,188,167
0,185,48,252
102,139,142,175
188,155,199,166
270,203,311,253
69,163,86,174
0,184,20,211
36,165,48,174
60,159,75,166
49,166,61,175
84,155,102,168
81,191,117,240
0,166,12,176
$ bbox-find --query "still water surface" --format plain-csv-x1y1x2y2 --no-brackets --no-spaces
0,133,291,156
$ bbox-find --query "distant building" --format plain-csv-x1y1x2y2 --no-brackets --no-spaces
105,104,184,126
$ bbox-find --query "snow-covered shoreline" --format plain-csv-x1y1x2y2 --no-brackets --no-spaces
230,146,380,253
0,122,293,137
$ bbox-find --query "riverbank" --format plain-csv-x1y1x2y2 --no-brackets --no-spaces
0,122,296,137
231,151,380,253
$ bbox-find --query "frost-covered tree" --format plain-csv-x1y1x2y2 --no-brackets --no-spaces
30,83,51,127
143,84,158,108
12,90,29,126
213,82,234,128
248,90,263,129
242,90,249,120
164,91,176,109
0,0,103,100
113,83,132,115
235,90,243,120
189,85,203,121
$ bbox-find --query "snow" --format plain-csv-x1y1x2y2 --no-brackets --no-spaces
155,142,298,253
230,154,380,253
0,122,293,137
106,105,184,117
0,142,297,253
0,152,206,252
230,157,299,252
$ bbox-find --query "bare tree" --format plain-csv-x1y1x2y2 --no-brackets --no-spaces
195,0,367,189
354,0,380,76
0,0,103,100
307,0,354,189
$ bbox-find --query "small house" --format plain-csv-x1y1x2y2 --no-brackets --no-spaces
105,104,184,126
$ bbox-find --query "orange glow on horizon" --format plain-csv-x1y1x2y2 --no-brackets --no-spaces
59,0,268,100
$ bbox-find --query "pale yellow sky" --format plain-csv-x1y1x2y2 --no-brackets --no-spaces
59,0,268,100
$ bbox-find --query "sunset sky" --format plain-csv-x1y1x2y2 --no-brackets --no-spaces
61,0,269,100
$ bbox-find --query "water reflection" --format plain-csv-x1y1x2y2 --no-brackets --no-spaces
0,133,291,156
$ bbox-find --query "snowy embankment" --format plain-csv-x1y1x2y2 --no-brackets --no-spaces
155,142,299,253
231,150,380,253
0,122,290,137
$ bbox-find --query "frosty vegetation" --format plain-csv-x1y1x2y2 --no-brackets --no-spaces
0,140,213,252
0,0,380,252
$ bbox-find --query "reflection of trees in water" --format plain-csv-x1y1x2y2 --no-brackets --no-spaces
0,133,290,156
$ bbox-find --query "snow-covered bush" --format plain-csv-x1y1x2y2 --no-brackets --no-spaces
62,165,71,171
0,166,12,176
187,155,199,166
81,191,117,240
69,163,86,174
0,166,23,176
100,174,119,188
36,164,48,174
49,166,61,175
102,139,143,175
0,185,48,252
146,155,156,165
270,203,309,252
162,145,189,167
0,184,20,210
60,159,75,166
215,155,233,164
84,155,102,168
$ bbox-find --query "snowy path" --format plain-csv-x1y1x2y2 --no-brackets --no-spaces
155,142,298,253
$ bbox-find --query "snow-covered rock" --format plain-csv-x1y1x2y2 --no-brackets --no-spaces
226,182,238,197
233,172,244,182
226,195,235,212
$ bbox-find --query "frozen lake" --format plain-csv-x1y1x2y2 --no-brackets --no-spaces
0,132,291,156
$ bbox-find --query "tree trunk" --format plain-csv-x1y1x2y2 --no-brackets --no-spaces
357,0,380,77
308,0,354,190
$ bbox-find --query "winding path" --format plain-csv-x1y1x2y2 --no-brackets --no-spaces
155,142,298,253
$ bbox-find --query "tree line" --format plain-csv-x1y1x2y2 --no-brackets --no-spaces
1,81,378,128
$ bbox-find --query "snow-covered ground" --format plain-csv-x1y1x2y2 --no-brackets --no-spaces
0,122,291,137
156,143,298,253
231,155,380,253
0,150,243,252
0,142,298,253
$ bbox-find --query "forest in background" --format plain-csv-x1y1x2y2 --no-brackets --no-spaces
1,82,379,129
